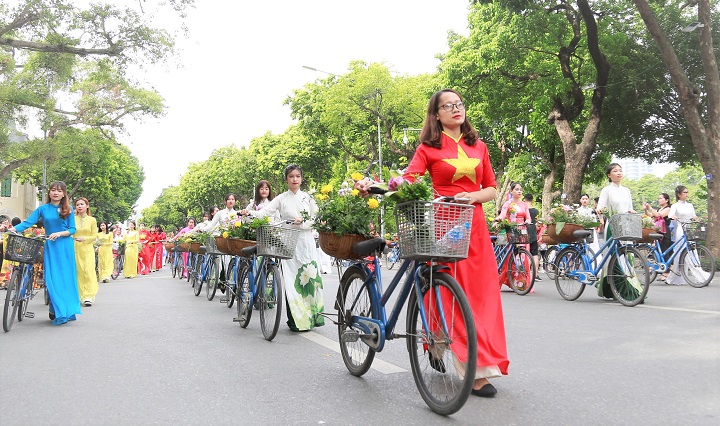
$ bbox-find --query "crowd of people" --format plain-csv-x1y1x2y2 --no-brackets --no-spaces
0,89,707,403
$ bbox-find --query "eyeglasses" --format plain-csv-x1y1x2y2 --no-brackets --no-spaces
438,102,465,112
682,191,689,193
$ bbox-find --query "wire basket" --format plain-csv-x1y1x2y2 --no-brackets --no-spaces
608,213,642,241
257,224,301,260
204,235,221,254
395,200,475,262
507,225,534,244
683,222,707,241
494,232,508,246
4,233,44,264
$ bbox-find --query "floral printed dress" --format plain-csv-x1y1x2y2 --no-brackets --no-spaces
249,190,325,331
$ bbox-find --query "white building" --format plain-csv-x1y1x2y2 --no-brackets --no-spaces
613,157,655,181
0,126,41,221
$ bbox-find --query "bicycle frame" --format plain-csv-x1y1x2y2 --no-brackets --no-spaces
242,254,279,305
564,237,622,283
344,256,448,353
642,234,690,273
494,243,522,273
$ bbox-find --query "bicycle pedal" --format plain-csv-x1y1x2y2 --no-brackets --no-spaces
24,312,35,319
341,330,360,343
219,298,228,303
232,317,241,322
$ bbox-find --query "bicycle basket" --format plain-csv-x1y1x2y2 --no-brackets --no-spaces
4,233,44,264
507,226,530,244
684,222,707,241
395,200,475,262
204,235,221,254
495,231,508,246
608,213,642,241
257,224,300,260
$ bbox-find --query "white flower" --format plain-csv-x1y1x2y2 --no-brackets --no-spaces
299,263,318,286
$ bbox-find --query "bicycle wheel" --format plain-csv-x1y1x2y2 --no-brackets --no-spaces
111,256,121,280
192,259,203,297
171,254,178,278
260,263,283,341
679,244,715,288
17,270,31,322
635,244,658,283
608,246,650,307
236,264,253,328
336,266,375,376
509,247,536,295
186,254,194,283
206,257,219,301
387,249,399,270
544,246,561,279
554,247,585,301
3,269,21,332
406,271,477,416
225,258,238,308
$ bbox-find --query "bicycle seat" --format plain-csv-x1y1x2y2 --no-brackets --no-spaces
572,229,592,239
241,245,257,257
353,238,386,257
490,235,497,242
648,233,663,240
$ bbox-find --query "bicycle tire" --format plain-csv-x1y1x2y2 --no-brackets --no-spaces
206,257,219,301
406,271,477,416
509,247,536,295
260,263,283,341
192,266,203,297
225,258,238,308
544,245,561,279
554,247,585,301
336,266,375,376
111,256,121,280
171,254,178,278
3,268,21,332
635,244,658,283
236,264,253,328
679,244,715,288
608,246,650,307
186,254,193,283
17,268,31,322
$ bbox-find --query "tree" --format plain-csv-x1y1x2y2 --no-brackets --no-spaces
11,127,144,223
0,0,191,179
631,0,719,256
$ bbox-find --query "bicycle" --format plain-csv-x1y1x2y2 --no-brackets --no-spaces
334,197,477,415
492,225,536,295
384,242,400,269
553,214,651,307
235,222,300,341
2,232,45,332
635,221,715,287
111,243,126,280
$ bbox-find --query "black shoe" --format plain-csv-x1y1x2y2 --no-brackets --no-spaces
428,352,446,373
471,383,497,397
49,311,55,321
535,276,542,281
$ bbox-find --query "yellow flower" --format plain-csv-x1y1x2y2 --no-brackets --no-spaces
222,231,229,238
367,198,380,209
351,172,363,181
234,221,242,228
351,189,359,196
316,194,328,201
321,184,333,195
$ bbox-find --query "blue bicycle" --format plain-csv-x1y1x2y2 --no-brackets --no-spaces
635,221,715,287
3,232,45,332
335,198,477,415
553,214,651,307
234,223,300,341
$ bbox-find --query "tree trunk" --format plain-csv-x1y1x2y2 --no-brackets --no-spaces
633,0,720,258
541,163,561,217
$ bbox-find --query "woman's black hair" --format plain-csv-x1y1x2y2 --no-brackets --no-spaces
659,193,672,208
605,163,622,182
284,164,303,179
674,186,687,201
98,221,110,233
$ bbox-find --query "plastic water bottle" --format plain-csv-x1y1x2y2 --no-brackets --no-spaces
438,222,471,249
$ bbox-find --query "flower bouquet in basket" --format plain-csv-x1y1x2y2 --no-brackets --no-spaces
545,204,599,244
220,216,269,256
638,215,662,243
313,172,382,259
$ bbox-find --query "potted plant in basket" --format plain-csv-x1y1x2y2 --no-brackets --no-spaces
219,216,270,255
314,172,382,259
639,215,662,243
545,204,599,244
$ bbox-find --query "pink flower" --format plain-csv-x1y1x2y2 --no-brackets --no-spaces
388,176,405,192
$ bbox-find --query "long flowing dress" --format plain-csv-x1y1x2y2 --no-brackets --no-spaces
249,190,325,331
74,215,98,302
596,182,641,299
14,203,81,325
138,229,152,275
123,230,140,278
495,198,532,289
97,231,114,281
406,131,509,378
153,231,166,270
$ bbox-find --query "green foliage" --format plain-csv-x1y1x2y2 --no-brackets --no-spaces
222,216,270,241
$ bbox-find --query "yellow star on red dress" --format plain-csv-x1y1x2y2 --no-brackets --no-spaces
443,145,480,183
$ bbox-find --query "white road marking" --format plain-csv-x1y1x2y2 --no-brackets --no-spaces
636,305,720,315
300,331,407,374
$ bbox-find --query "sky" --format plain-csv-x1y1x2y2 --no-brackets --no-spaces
114,1,473,212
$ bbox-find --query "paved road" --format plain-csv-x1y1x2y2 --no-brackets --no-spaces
1,265,719,425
